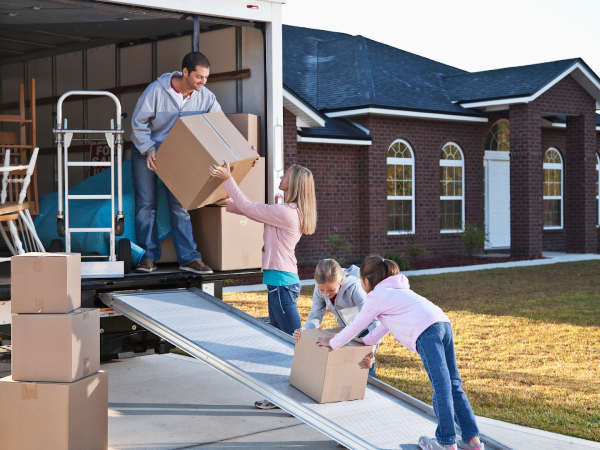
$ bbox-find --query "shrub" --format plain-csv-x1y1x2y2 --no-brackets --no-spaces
382,251,410,271
326,228,352,266
461,222,490,257
404,233,428,264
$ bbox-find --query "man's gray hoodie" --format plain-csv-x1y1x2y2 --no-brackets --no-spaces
130,71,221,155
304,265,380,337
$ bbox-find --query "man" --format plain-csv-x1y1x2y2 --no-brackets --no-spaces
130,51,220,274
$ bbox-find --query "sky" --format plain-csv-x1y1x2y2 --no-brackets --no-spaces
281,0,600,76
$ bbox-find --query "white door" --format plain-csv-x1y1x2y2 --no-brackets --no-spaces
485,154,510,248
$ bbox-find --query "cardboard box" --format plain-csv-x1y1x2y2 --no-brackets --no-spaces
0,371,108,450
11,252,81,314
11,308,100,383
156,112,259,210
289,329,372,404
191,206,264,271
225,113,261,150
238,156,266,203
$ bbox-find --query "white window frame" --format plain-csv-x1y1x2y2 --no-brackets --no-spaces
440,142,465,233
387,139,415,235
543,147,564,230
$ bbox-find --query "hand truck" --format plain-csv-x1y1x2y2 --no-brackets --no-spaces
53,91,130,278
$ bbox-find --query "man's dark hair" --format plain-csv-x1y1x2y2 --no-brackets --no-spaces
182,52,210,74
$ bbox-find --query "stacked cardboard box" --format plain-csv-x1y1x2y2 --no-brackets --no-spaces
158,113,265,270
0,253,108,450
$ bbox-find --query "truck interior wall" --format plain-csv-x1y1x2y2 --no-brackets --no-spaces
0,23,266,199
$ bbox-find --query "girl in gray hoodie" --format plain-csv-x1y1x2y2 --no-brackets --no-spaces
293,259,380,377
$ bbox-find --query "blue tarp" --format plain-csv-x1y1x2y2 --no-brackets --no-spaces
33,161,172,266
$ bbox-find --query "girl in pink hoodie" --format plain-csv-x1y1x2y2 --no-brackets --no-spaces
315,256,483,450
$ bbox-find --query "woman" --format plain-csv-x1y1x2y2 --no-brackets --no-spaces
209,162,317,409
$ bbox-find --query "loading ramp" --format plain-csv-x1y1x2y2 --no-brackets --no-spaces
100,288,514,450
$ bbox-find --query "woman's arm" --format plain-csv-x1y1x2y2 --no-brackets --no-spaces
304,286,326,330
318,297,380,350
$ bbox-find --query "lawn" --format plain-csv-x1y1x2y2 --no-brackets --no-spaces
223,260,600,442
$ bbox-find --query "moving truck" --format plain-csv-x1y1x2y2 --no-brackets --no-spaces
0,0,286,359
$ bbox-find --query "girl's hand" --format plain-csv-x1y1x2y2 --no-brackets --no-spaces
363,352,375,368
293,327,306,343
315,337,331,347
209,161,232,180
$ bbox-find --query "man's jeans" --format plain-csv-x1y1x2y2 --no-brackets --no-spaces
267,284,302,335
416,322,480,446
131,144,202,265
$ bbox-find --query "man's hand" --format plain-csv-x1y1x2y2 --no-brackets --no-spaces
146,149,157,171
252,157,259,168
209,161,232,180
363,352,375,368
293,327,306,343
315,337,331,347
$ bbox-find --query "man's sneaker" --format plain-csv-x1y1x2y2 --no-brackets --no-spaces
180,259,213,274
135,260,156,273
418,436,457,450
254,399,279,410
457,440,484,450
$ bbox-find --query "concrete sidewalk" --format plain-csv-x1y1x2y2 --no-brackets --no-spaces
223,252,600,293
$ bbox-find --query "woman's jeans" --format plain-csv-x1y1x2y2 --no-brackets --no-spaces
358,328,377,378
266,283,302,335
416,322,480,446
131,144,202,265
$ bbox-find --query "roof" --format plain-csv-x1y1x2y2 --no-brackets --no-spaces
297,118,371,141
282,25,600,124
283,25,484,118
442,59,593,104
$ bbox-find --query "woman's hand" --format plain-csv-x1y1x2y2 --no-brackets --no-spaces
293,327,306,343
363,352,375,368
213,199,229,206
315,337,331,347
209,161,232,180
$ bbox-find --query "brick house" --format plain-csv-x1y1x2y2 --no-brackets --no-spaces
281,26,600,264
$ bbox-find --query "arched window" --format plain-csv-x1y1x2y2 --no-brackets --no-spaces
485,120,510,151
387,140,414,234
440,143,464,232
543,148,563,229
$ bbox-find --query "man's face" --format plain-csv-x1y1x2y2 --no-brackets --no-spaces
183,65,210,91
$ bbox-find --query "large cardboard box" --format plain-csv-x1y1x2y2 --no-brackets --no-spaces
191,206,263,271
156,112,259,210
289,329,372,404
238,156,266,203
11,308,100,383
0,371,108,450
225,113,261,150
11,252,81,314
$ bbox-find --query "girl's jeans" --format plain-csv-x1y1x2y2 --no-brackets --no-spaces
358,328,377,378
416,322,480,446
266,283,302,335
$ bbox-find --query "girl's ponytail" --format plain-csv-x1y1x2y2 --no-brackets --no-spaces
360,255,400,290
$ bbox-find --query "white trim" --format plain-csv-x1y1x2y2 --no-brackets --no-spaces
596,126,600,131
484,150,510,161
543,147,564,230
283,89,326,128
387,139,416,234
326,108,488,123
348,120,370,135
461,62,600,109
439,143,465,233
296,136,371,145
552,122,567,128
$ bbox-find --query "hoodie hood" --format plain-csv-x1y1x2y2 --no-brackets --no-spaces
157,71,177,91
343,264,360,281
374,273,410,291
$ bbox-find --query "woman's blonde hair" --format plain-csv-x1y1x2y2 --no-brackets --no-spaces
315,259,344,285
286,165,317,235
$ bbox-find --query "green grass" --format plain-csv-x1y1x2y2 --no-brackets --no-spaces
224,260,600,442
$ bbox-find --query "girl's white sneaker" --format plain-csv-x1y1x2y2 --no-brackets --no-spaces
418,436,458,450
458,439,485,450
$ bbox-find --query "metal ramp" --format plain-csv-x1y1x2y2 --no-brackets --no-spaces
100,288,513,450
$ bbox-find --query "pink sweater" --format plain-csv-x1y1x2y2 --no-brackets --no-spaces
329,274,450,353
224,177,302,273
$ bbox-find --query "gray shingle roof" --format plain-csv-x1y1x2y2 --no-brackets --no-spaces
298,117,371,141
